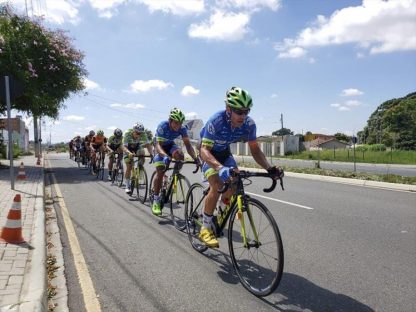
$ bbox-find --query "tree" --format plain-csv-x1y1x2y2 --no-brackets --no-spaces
0,5,87,118
272,127,293,136
334,132,350,143
360,92,416,150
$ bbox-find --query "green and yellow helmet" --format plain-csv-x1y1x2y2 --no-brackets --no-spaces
97,129,104,136
225,87,253,109
169,108,185,123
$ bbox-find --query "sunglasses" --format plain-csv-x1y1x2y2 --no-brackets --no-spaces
231,108,250,116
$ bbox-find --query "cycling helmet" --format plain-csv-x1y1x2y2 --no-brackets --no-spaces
225,86,253,109
89,130,95,136
133,122,144,132
169,108,185,123
114,128,123,137
97,129,104,136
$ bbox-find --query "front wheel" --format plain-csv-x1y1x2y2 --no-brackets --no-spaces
185,183,208,253
170,174,190,231
228,197,284,297
136,165,148,204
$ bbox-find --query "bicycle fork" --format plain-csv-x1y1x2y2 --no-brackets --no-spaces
238,195,261,249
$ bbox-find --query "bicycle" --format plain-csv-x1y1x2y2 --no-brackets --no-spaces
184,169,284,297
149,160,198,230
128,155,152,204
93,150,105,180
110,152,124,187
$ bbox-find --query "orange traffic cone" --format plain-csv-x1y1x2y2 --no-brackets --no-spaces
0,194,25,244
17,162,27,180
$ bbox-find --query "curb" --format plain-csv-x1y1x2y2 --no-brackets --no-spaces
19,162,47,312
243,167,416,192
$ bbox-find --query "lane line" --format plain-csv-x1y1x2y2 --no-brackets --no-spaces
47,158,102,312
246,192,314,210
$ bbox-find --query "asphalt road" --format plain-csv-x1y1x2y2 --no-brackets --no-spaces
47,153,416,312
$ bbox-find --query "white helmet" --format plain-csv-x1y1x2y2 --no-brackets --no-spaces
133,122,144,132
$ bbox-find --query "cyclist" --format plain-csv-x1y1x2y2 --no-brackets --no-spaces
68,139,74,159
151,108,200,216
71,135,83,161
107,128,124,181
199,87,283,248
123,122,153,194
90,129,109,174
84,130,95,161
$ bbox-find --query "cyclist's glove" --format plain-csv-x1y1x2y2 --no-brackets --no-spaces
218,166,233,182
267,166,284,180
163,156,170,166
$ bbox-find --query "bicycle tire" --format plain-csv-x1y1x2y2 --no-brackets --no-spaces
228,197,284,297
149,171,166,210
136,165,148,204
170,174,190,231
116,161,124,187
185,183,208,253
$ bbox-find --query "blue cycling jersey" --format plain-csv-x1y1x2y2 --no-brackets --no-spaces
201,110,256,152
155,121,188,146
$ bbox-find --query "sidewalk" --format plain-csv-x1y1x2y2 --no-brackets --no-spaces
0,155,46,312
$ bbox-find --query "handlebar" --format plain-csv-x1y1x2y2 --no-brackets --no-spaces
218,169,284,194
164,159,200,174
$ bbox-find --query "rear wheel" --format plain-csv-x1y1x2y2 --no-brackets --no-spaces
185,183,208,253
170,174,190,231
228,197,284,297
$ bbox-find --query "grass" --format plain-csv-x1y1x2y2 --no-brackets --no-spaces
238,162,416,185
283,149,416,165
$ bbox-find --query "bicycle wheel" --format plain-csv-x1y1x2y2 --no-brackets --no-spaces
136,166,148,204
149,171,156,204
76,152,81,168
185,183,208,253
170,174,190,231
228,197,284,297
116,161,124,187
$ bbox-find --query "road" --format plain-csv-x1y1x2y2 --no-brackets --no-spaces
46,153,416,312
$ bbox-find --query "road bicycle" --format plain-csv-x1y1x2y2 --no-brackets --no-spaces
149,160,198,230
128,155,152,204
93,150,105,180
184,169,284,297
110,152,124,187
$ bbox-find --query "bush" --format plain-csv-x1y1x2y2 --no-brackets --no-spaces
368,144,386,151
13,145,21,158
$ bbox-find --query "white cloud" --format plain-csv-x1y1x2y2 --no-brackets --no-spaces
188,10,250,41
110,103,145,109
185,112,198,119
129,80,173,92
345,100,361,107
338,106,350,111
83,78,101,91
107,126,117,131
137,0,205,15
181,85,200,96
215,0,281,12
88,0,126,18
341,88,364,96
276,0,416,57
330,103,341,108
277,46,307,58
63,115,85,121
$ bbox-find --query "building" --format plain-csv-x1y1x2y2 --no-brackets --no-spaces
183,119,204,142
0,115,29,152
308,138,350,150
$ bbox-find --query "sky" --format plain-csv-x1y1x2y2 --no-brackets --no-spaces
7,0,416,143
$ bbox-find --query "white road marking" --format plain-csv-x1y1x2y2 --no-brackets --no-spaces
47,158,102,312
246,192,314,210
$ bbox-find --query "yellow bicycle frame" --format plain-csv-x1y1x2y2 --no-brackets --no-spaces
237,195,260,248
